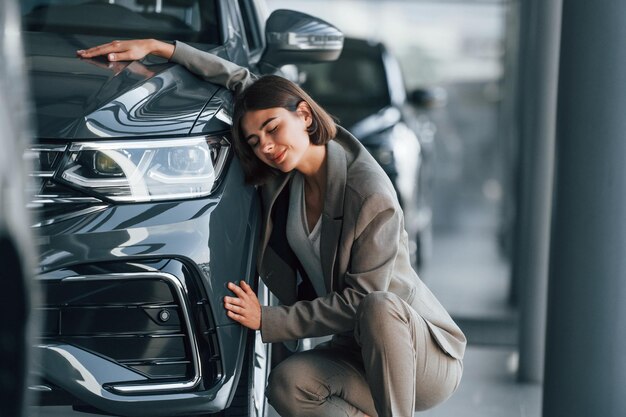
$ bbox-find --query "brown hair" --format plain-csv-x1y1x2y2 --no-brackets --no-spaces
231,75,337,185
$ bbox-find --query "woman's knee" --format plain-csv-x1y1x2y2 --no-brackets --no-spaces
265,364,287,407
266,362,300,410
265,352,328,412
357,292,405,325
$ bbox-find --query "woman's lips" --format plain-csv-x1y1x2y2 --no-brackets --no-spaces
272,149,287,164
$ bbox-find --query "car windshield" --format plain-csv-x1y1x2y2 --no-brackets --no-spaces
300,45,390,107
21,0,220,44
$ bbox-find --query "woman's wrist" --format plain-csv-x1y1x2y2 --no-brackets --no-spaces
149,39,175,60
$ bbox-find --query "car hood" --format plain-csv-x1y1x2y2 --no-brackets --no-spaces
25,32,225,139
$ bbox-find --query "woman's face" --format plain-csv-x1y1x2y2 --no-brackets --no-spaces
241,103,312,172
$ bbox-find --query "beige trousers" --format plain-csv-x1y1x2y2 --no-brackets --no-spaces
266,292,463,417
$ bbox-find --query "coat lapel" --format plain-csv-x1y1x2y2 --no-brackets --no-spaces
256,171,300,305
257,137,348,298
321,140,347,292
256,171,293,275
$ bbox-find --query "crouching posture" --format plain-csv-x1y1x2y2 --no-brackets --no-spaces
78,39,466,417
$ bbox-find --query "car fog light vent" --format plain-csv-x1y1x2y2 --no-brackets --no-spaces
158,309,171,323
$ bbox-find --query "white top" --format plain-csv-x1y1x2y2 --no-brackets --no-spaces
286,172,326,297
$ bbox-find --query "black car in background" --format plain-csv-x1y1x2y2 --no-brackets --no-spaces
299,37,439,268
21,1,342,416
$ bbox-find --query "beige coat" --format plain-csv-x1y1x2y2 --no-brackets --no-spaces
170,41,466,361
257,128,466,360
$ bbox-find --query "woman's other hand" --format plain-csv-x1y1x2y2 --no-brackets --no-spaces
224,280,261,330
76,39,174,62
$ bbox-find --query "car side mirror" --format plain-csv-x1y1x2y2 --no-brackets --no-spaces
408,87,448,109
259,9,343,70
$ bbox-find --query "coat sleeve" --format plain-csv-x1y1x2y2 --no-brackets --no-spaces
260,192,402,343
169,41,257,94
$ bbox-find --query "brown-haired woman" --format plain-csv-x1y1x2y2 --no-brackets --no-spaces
78,40,466,417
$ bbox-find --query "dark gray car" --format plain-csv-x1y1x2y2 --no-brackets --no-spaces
299,37,438,268
21,1,342,416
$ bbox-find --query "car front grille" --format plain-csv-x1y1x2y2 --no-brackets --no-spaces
37,272,202,393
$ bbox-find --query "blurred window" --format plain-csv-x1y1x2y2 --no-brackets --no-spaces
21,0,220,44
238,0,263,54
300,45,390,107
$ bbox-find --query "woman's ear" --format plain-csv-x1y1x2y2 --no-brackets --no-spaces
296,101,313,128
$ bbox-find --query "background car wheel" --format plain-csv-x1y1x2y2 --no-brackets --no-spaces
415,234,424,271
415,222,433,273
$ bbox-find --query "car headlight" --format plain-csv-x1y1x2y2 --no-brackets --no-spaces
361,128,396,168
57,136,230,202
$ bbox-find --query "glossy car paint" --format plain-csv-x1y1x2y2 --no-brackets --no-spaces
26,0,264,415
27,33,231,140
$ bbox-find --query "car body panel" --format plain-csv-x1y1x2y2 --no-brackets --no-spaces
25,1,260,414
32,153,261,415
25,32,228,139
36,155,260,329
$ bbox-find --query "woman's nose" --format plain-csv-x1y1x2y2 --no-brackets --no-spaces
260,139,274,154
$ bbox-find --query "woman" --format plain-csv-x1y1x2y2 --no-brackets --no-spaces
78,40,466,417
